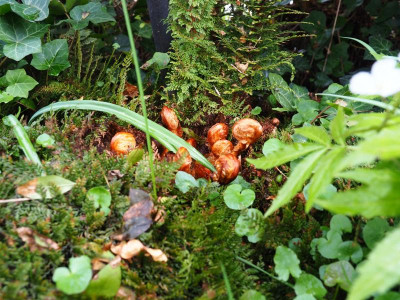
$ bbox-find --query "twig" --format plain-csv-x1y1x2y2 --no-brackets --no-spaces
310,105,331,124
0,198,32,204
322,0,342,72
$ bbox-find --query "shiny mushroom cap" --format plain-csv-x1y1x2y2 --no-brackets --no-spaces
211,139,234,157
232,118,262,147
161,106,182,137
213,154,240,184
207,123,229,147
111,132,136,155
173,147,192,173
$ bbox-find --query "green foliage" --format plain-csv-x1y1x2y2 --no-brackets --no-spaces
165,0,301,124
31,39,70,76
0,69,38,99
274,246,301,281
52,255,92,295
348,226,400,300
35,133,54,147
86,186,111,216
175,171,200,193
223,184,255,210
85,261,121,297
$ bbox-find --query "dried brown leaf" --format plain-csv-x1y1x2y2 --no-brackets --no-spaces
16,227,60,252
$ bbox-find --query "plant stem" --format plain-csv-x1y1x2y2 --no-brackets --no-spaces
120,0,157,199
220,262,234,300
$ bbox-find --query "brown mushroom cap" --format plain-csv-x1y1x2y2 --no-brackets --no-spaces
161,106,180,130
213,154,240,184
192,162,212,180
110,132,136,155
173,147,192,173
211,139,234,157
207,123,229,147
232,118,263,145
186,138,197,148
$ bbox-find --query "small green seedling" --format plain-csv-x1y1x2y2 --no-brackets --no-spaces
223,184,255,210
36,133,55,147
86,187,112,215
52,256,92,295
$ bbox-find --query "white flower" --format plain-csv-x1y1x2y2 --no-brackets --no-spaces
349,56,400,97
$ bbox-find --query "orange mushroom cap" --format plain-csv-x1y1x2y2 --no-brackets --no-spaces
111,132,136,155
213,154,240,184
207,123,229,147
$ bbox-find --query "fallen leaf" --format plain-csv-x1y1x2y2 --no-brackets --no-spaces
16,175,75,199
111,239,168,262
123,82,139,98
122,189,154,239
235,61,249,73
17,227,60,252
116,286,136,300
144,247,168,262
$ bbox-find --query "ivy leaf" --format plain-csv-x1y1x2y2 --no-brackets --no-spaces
31,39,70,76
10,3,40,21
348,227,400,300
323,261,355,291
264,149,326,217
0,14,48,60
294,126,331,146
86,187,112,216
21,0,50,21
223,184,255,210
63,2,115,30
52,256,92,295
295,273,327,299
86,257,121,297
274,246,302,281
362,218,390,250
0,91,14,103
175,171,199,193
2,69,38,98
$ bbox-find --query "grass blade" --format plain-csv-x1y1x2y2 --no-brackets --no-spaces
29,100,216,172
220,262,234,300
3,115,44,172
120,0,157,198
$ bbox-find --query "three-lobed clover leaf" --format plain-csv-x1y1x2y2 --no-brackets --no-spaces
274,245,302,281
0,14,49,61
52,256,92,295
31,39,70,76
223,184,255,210
0,69,38,98
86,186,112,216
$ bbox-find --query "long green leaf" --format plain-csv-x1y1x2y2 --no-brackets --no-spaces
330,106,346,145
28,100,216,172
248,143,324,170
3,114,43,171
317,94,400,113
342,37,383,61
294,126,331,146
264,149,326,218
306,147,346,211
348,226,400,300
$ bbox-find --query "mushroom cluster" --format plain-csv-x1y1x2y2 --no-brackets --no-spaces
161,106,263,184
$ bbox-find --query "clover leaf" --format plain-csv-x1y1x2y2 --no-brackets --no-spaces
52,256,92,295
175,171,199,193
31,39,70,76
223,184,255,210
86,186,112,216
274,245,302,281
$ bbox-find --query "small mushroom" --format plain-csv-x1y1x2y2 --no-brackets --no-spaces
111,132,136,155
213,154,240,184
186,138,197,148
192,162,212,180
173,147,192,173
207,123,229,147
161,106,183,137
232,118,262,154
211,139,234,157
